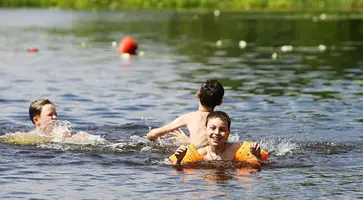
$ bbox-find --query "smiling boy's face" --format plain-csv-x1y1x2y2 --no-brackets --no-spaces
34,104,58,128
205,117,230,147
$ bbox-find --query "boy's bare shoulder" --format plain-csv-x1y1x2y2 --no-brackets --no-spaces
179,111,203,121
184,111,200,116
187,111,209,119
197,146,208,157
227,142,242,152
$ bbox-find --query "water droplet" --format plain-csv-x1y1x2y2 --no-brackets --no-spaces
320,13,327,20
216,40,222,47
213,10,220,17
80,42,87,48
239,40,247,49
193,14,199,20
281,45,293,52
272,52,278,60
312,16,318,22
112,41,117,48
138,51,145,56
318,44,326,52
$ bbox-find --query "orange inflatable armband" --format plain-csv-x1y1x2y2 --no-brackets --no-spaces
234,141,268,167
169,144,203,164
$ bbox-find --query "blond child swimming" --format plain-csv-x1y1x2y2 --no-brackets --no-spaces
30,99,104,142
29,99,60,133
147,79,224,148
1,99,103,144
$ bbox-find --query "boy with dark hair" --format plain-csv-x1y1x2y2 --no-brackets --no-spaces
147,79,224,148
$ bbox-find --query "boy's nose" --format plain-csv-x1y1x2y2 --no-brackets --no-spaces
52,115,58,120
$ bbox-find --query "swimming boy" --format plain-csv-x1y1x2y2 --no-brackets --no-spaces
147,79,224,148
0,99,63,144
29,99,59,133
1,99,103,145
173,111,267,166
29,99,100,141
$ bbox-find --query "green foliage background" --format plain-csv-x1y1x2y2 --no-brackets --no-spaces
1,0,363,10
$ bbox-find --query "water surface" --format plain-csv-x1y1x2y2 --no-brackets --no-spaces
0,9,362,199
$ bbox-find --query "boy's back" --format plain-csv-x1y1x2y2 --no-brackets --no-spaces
182,111,210,148
147,79,225,147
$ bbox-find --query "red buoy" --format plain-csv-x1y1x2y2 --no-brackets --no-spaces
27,48,39,53
119,36,137,55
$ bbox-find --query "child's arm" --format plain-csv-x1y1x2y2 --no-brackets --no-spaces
147,114,188,141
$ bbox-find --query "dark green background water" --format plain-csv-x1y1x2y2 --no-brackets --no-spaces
0,9,362,199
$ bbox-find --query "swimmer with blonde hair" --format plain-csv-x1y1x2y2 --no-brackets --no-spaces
1,99,104,145
29,99,60,133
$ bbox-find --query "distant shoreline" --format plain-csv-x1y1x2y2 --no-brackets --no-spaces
1,0,363,12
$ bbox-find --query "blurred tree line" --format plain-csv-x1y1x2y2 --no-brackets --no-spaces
1,0,363,10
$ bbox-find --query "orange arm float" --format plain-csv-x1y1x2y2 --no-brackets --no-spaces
169,144,203,164
234,141,268,167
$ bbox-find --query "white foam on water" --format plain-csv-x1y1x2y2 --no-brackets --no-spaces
228,133,240,142
1,120,107,146
43,120,108,145
129,135,149,145
107,135,149,152
52,131,108,145
140,146,152,152
259,137,298,156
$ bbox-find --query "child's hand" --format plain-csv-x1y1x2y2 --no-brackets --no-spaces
170,129,190,144
249,142,262,158
175,145,187,164
147,130,158,141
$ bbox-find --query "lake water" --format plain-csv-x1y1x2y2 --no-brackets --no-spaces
0,9,362,199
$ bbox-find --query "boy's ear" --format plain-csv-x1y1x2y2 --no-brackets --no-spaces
195,91,201,99
33,116,40,126
218,100,223,105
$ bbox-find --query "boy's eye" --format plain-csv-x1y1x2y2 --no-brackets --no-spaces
220,129,228,133
48,112,57,116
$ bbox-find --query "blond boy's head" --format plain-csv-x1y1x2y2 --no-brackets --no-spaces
29,99,58,128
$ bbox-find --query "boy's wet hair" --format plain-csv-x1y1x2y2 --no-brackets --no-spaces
29,99,54,124
199,79,224,108
205,111,231,131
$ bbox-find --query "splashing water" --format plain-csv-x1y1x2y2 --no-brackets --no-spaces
259,137,298,156
0,120,107,146
227,133,298,157
110,135,150,152
228,133,240,142
1,120,298,160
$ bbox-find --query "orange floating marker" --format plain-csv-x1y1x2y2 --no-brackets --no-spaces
27,48,38,53
119,36,137,55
